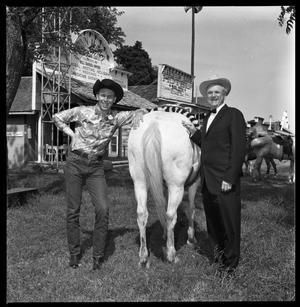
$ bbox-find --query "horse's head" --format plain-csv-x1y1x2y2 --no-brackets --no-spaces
245,128,255,152
246,126,255,138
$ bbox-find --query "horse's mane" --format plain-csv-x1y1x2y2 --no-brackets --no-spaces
150,105,200,129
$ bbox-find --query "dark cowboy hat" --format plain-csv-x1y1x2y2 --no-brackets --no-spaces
93,79,124,103
199,77,231,96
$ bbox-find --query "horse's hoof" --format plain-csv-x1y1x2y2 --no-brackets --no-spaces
166,253,178,263
187,238,197,246
139,259,150,269
174,256,180,263
187,240,194,246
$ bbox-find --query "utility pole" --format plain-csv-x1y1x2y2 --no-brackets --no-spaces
191,8,195,101
184,6,203,103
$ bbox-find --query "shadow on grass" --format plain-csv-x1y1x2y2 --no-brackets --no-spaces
40,177,65,194
80,227,136,260
132,208,211,264
240,175,295,230
241,175,294,201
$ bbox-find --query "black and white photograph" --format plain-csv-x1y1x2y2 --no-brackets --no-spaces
6,6,295,302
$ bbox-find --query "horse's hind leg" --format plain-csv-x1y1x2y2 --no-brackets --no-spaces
166,185,184,263
288,158,295,184
252,156,263,181
134,182,150,268
270,159,277,176
186,177,201,245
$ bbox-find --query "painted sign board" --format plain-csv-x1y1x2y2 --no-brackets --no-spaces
35,29,128,89
6,131,24,137
157,64,194,103
70,29,115,84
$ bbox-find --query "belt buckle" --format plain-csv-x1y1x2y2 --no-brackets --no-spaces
89,154,99,161
72,150,87,159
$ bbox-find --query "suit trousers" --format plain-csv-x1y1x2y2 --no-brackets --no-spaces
63,151,109,258
202,179,241,269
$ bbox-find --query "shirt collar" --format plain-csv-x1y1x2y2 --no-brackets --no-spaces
94,105,102,116
215,102,225,115
94,105,114,121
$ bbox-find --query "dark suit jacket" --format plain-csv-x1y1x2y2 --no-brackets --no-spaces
191,104,246,194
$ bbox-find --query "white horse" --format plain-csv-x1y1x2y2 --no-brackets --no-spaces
128,110,201,267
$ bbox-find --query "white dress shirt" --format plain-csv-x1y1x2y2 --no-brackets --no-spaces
206,103,225,132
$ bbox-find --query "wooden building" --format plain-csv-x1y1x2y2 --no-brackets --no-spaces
7,75,155,169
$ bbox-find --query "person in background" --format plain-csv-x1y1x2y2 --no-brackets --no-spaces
53,79,147,270
183,77,246,276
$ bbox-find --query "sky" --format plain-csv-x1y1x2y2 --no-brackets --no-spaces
114,6,295,132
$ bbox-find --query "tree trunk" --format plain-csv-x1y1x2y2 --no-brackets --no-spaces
6,8,26,115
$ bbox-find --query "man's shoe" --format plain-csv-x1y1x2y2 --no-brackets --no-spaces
69,254,80,268
92,256,104,270
217,264,236,279
213,246,225,264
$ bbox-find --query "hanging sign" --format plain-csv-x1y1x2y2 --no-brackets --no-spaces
157,64,194,103
36,29,116,85
71,29,116,84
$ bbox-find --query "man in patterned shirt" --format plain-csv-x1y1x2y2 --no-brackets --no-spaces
53,79,147,270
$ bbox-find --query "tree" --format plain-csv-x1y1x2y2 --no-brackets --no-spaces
6,6,126,114
278,6,295,34
6,7,27,115
71,7,125,48
113,41,158,86
22,7,126,75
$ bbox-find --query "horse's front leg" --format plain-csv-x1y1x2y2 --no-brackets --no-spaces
265,158,271,176
165,186,184,263
186,176,201,245
135,182,150,268
252,156,263,181
244,156,250,176
249,160,254,176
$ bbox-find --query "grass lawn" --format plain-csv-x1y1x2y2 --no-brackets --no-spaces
6,161,295,302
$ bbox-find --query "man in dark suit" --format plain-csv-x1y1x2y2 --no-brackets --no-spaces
183,77,246,275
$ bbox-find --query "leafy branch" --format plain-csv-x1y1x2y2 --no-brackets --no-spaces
278,6,295,34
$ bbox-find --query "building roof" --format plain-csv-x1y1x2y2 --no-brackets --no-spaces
9,76,41,113
9,76,156,114
129,84,158,103
129,84,211,111
254,116,265,121
193,96,211,110
71,78,156,109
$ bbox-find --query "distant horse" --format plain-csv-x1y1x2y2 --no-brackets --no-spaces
244,153,277,177
244,131,277,176
128,110,201,267
250,134,294,183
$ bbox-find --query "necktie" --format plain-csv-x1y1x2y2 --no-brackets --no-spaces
199,109,217,120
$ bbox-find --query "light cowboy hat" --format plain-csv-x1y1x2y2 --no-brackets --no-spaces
199,77,231,96
93,79,124,103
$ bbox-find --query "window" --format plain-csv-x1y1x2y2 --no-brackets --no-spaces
109,135,118,157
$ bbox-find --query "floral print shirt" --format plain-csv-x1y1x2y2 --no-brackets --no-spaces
53,105,138,157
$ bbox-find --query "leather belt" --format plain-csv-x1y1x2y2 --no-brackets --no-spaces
72,150,102,161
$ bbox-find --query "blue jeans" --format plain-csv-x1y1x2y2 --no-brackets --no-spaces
63,151,109,258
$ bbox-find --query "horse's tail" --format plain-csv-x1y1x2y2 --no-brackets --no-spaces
142,122,167,229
